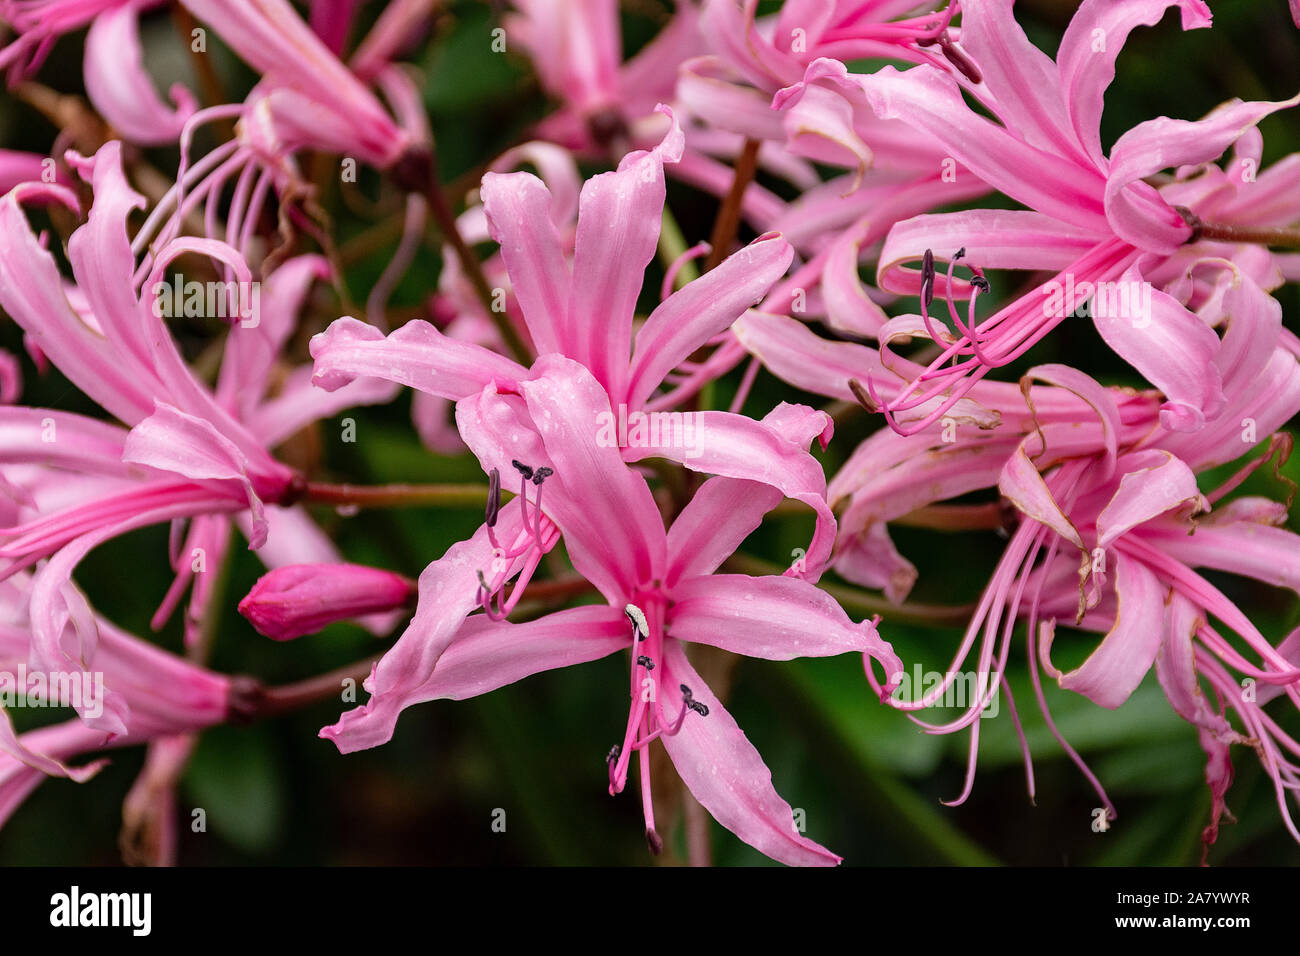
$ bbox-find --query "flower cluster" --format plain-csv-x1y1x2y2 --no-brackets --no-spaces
0,0,1297,866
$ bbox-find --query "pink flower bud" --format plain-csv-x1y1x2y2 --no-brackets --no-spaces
238,564,415,641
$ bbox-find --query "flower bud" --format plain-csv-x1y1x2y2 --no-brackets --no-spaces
238,563,415,640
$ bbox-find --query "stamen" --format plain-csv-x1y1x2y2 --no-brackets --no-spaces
939,35,982,84
624,604,649,641
847,378,878,412
636,655,655,670
485,467,501,528
531,466,553,486
920,248,936,310
511,460,533,482
679,684,710,717
606,745,621,765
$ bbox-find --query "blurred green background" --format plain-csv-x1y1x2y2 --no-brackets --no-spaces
1,0,1299,865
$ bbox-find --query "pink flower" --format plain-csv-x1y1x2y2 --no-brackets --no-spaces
856,269,1300,846
0,142,396,660
829,0,1297,434
178,0,416,169
0,570,238,828
321,354,900,865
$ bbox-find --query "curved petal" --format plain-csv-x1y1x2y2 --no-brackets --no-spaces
567,107,683,397
85,3,198,145
619,406,836,580
320,507,544,753
668,573,901,679
1106,96,1300,254
1095,449,1205,548
658,640,840,866
480,170,571,356
1057,551,1166,707
1092,269,1224,432
626,232,792,408
1057,0,1212,167
310,317,527,400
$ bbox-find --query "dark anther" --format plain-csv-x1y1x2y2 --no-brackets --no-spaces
476,569,490,591
511,459,534,481
645,828,664,856
606,744,622,765
953,246,966,260
680,684,709,717
485,467,501,527
971,275,991,294
939,36,983,85
532,466,554,486
637,655,655,670
848,378,877,412
920,248,935,310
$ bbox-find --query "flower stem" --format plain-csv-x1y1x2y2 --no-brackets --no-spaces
704,138,761,271
401,148,533,364
303,480,490,509
1177,207,1300,248
231,659,376,722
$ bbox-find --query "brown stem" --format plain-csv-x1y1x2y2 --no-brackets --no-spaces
893,502,1004,531
172,7,230,126
704,138,761,272
401,149,533,364
231,659,376,722
304,480,489,509
1177,207,1300,248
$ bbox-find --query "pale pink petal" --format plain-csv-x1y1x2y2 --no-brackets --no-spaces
480,170,571,356
1057,0,1213,167
669,573,901,678
658,640,840,866
84,2,197,145
567,107,683,397
626,232,792,408
1095,450,1204,548
310,317,527,399
1092,269,1224,432
1057,551,1166,707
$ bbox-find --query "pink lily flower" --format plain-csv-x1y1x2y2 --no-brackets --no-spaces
178,0,416,169
859,270,1300,844
319,352,900,865
826,0,1297,434
0,142,396,661
735,309,1164,597
0,570,240,828
311,110,839,574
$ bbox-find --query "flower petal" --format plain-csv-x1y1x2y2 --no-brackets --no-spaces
658,640,840,866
